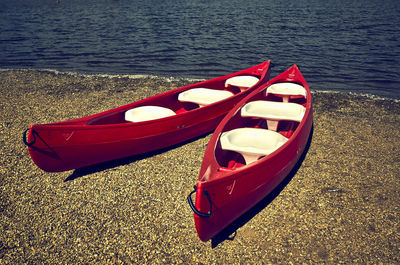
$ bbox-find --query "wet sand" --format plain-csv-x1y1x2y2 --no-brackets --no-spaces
1,69,399,264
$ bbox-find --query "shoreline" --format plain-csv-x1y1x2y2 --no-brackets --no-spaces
2,68,400,102
0,68,207,83
1,70,399,263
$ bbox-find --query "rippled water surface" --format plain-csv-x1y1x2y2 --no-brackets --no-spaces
1,0,399,99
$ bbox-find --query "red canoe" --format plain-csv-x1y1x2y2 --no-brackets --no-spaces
23,60,271,172
187,65,313,242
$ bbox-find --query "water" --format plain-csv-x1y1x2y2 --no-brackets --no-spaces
1,0,400,99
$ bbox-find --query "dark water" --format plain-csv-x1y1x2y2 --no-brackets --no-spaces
1,0,400,99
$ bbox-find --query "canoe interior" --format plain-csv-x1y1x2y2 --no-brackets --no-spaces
214,85,307,171
87,78,251,126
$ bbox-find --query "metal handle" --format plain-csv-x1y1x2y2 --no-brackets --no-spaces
187,185,212,218
22,128,36,147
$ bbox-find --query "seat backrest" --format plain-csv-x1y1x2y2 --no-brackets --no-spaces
178,88,234,107
225,75,260,90
241,101,306,122
125,106,176,122
266,82,306,102
220,127,288,164
266,82,306,97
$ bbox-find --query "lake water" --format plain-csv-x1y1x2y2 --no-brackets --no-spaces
1,0,400,99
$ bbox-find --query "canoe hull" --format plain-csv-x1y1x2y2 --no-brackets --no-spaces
190,65,313,241
28,106,225,172
25,61,271,172
194,111,312,242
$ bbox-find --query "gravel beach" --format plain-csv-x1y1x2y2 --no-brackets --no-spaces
1,69,399,264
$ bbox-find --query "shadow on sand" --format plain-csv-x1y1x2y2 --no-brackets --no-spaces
211,126,314,248
64,132,210,182
65,125,313,248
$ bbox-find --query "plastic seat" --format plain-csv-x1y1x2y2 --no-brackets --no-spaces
125,106,176,122
220,128,288,164
241,101,306,131
266,82,306,103
178,88,234,107
225,75,260,92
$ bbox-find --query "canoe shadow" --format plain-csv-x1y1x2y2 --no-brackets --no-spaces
64,132,210,181
211,125,314,248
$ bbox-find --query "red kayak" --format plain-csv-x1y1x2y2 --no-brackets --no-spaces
23,60,271,172
187,65,313,242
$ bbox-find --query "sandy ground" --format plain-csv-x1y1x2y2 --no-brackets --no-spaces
1,69,399,264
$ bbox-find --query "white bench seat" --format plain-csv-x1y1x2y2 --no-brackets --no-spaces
266,82,306,102
225,75,260,92
241,100,306,131
220,128,288,165
125,106,176,122
178,88,234,107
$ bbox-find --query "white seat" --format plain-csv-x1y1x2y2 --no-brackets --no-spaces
266,82,306,102
125,106,176,122
220,128,288,165
225,75,260,91
178,88,234,107
241,101,306,131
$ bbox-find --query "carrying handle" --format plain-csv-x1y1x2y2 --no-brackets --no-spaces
22,128,36,147
187,185,212,218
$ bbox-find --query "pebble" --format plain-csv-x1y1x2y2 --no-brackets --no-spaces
0,70,399,264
